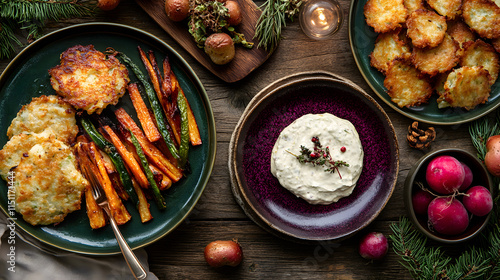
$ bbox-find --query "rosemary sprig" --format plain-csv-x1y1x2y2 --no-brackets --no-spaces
254,0,302,52
0,0,97,59
287,136,349,179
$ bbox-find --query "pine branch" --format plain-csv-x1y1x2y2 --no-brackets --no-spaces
0,0,97,59
0,19,22,59
389,215,500,280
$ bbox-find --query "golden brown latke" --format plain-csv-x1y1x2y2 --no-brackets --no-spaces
412,34,460,76
370,29,411,74
384,59,434,108
462,0,500,40
460,39,500,85
6,95,78,145
439,66,492,110
447,20,476,48
426,0,462,19
407,9,447,48
49,45,130,114
403,0,425,14
14,137,87,226
0,130,54,181
364,0,408,33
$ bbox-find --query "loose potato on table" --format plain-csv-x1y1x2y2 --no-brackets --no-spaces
204,33,235,65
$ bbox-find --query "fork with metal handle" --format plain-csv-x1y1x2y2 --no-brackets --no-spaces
86,170,148,280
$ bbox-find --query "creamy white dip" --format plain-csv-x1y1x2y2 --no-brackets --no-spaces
270,113,364,205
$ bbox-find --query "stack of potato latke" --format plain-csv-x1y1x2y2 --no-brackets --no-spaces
0,95,87,226
364,0,500,110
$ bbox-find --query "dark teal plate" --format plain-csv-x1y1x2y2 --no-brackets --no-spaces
0,23,216,255
348,0,500,125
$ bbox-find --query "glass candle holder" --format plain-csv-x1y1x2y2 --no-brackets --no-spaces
299,0,343,40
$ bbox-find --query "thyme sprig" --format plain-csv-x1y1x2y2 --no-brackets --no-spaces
254,0,302,52
288,136,349,179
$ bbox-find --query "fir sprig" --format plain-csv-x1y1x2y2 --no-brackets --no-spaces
0,0,97,59
254,0,302,52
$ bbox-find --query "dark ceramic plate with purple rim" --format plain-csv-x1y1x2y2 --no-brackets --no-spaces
231,72,399,241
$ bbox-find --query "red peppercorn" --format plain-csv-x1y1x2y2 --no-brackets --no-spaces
340,146,346,152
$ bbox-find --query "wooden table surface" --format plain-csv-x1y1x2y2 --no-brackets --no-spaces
0,0,479,279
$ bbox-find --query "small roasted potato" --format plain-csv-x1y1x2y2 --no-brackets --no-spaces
165,0,190,22
98,0,120,11
225,0,242,26
204,33,235,65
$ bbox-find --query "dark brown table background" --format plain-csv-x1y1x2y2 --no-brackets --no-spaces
0,0,478,279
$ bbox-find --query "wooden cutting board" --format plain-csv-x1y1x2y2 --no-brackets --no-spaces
135,0,272,83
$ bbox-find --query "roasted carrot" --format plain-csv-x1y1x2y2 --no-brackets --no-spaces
145,50,182,145
88,141,132,225
128,83,161,143
137,47,181,156
161,56,182,145
171,73,202,145
115,108,183,182
76,143,107,229
118,49,180,161
149,164,172,190
121,138,173,191
131,178,153,223
81,118,139,207
130,130,166,210
102,125,150,189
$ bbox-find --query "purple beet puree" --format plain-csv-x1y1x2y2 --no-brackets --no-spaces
241,83,394,223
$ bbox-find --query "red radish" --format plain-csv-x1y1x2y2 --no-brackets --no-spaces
204,240,243,268
428,197,469,235
463,186,493,217
358,232,388,260
426,155,465,194
485,135,500,177
412,190,434,215
458,162,473,191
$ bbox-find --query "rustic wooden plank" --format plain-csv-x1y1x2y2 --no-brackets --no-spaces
145,220,414,279
135,0,271,83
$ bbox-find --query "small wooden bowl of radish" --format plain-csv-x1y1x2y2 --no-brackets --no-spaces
404,148,494,244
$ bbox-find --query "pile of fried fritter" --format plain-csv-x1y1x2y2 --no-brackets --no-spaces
364,0,500,110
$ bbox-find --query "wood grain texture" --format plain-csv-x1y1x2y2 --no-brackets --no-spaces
135,0,271,83
0,0,486,278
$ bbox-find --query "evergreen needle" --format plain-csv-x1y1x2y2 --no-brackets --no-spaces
0,0,97,59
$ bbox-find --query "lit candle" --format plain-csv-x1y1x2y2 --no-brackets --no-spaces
299,0,343,40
